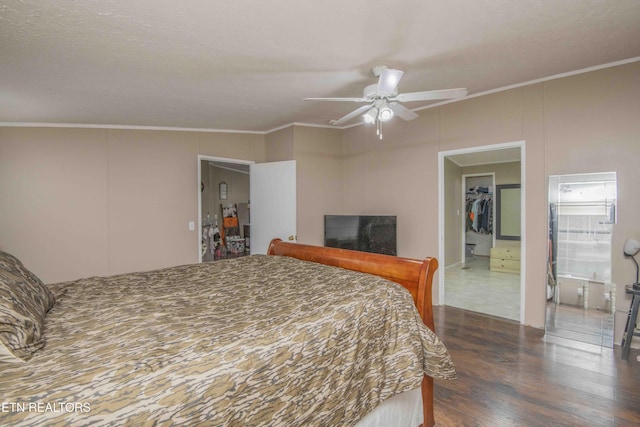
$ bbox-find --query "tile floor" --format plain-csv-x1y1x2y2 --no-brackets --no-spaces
444,256,520,321
444,256,616,347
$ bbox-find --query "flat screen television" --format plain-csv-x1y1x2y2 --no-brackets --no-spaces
324,215,397,256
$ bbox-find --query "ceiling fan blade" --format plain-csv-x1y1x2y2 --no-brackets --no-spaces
395,88,467,103
330,104,373,126
303,97,368,102
377,68,404,96
389,102,419,121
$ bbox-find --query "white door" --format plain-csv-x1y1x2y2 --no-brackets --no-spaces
250,160,296,254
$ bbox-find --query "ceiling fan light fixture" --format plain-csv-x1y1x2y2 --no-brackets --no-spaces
363,108,378,124
303,65,467,137
378,105,394,122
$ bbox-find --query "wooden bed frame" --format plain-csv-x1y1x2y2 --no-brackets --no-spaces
267,238,439,427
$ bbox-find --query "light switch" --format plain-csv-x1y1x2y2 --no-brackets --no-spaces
188,221,195,231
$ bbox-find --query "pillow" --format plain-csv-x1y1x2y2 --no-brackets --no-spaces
0,251,51,292
0,251,55,363
0,251,55,313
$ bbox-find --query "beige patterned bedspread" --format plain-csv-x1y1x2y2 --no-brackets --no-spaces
0,255,455,426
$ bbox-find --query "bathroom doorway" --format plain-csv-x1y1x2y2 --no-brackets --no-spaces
545,172,617,347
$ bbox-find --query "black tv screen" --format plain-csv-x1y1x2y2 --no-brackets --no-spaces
324,215,397,256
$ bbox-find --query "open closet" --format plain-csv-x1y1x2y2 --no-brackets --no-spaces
464,175,494,263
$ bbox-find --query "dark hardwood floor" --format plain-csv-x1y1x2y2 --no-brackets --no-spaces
432,306,640,427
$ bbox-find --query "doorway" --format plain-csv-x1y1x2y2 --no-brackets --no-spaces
545,172,617,347
198,156,253,263
197,156,297,261
438,142,525,323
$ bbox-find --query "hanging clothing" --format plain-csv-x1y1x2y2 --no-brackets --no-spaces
465,194,493,234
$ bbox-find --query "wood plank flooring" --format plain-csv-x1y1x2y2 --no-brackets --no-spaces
432,306,640,427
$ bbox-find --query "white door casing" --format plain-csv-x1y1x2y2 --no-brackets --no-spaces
438,141,525,324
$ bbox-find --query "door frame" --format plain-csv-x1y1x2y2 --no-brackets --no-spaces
438,140,526,324
197,155,254,263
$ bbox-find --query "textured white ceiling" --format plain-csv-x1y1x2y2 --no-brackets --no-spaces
1,0,639,132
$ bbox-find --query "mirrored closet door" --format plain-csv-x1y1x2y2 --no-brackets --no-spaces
546,172,617,347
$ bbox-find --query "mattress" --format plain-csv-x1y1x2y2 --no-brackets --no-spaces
355,387,423,427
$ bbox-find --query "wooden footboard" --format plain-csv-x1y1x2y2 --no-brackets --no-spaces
266,238,439,427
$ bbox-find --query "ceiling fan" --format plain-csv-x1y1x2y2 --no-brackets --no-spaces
304,65,467,139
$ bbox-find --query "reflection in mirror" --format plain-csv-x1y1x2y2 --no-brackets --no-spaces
546,172,617,347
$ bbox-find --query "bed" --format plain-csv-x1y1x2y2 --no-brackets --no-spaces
0,239,455,426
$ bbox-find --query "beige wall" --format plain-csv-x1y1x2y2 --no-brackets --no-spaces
106,130,200,275
0,128,111,281
340,61,640,339
0,128,265,283
265,126,294,162
292,126,344,246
